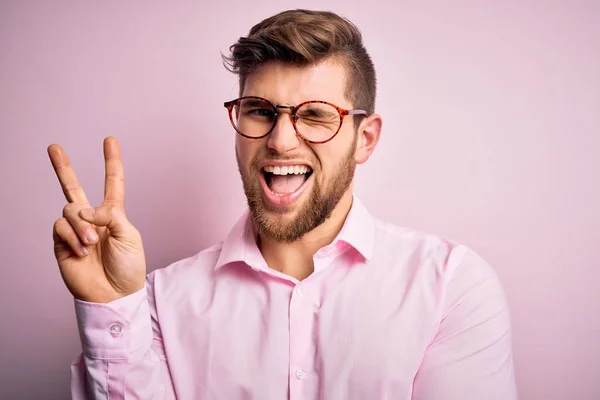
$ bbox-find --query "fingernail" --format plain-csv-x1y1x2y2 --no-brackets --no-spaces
80,247,89,256
86,230,98,244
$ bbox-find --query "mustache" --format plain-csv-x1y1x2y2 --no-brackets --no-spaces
251,152,317,168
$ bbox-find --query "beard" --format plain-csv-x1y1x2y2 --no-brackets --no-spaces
237,138,357,243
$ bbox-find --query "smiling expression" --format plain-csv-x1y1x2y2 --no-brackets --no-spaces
235,59,361,242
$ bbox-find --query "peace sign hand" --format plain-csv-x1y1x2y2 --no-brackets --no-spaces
48,137,146,303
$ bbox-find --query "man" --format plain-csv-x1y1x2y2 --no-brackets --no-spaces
49,9,518,399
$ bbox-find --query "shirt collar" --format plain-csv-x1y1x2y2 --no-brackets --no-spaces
214,209,254,271
335,195,375,261
214,195,375,271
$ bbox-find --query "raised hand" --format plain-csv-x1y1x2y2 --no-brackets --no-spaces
48,137,146,303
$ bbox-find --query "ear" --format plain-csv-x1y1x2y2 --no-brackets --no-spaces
354,114,382,164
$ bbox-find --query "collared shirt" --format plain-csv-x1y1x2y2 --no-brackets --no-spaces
71,197,518,399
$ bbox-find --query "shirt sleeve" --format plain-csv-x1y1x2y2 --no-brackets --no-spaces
70,272,176,399
412,247,519,400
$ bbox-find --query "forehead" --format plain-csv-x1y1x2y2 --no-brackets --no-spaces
242,59,350,107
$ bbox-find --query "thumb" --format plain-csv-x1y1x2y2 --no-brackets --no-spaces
79,205,133,238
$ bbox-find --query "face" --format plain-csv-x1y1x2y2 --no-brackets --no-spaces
234,59,360,243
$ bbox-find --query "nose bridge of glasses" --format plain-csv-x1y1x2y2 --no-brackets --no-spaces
272,105,297,132
275,105,295,119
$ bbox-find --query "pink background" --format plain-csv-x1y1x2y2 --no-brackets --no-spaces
1,1,598,399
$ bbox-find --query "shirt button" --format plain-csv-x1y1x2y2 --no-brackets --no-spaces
295,369,306,379
295,286,304,296
109,323,123,334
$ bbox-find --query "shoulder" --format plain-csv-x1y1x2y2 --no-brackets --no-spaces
368,216,509,322
370,216,499,288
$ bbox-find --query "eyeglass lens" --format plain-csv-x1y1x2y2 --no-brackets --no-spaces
232,98,341,142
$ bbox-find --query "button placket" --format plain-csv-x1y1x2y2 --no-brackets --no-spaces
288,284,313,398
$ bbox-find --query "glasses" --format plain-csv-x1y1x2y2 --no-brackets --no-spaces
224,96,367,144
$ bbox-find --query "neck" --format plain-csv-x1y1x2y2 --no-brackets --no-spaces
257,190,354,280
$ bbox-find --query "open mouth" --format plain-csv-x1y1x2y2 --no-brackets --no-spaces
259,164,314,207
263,165,313,194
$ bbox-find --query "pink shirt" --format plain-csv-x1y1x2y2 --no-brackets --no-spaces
71,197,518,399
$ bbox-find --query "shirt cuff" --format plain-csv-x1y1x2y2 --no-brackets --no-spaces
74,286,152,361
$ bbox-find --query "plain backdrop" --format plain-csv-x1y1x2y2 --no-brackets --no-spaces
1,1,598,399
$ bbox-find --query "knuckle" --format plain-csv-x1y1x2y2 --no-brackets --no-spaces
105,172,125,182
61,179,81,192
54,218,76,241
108,205,121,217
62,202,77,217
53,217,66,232
77,219,92,231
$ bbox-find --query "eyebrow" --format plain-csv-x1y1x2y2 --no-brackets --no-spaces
242,99,271,107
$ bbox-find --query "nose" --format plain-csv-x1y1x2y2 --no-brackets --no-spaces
267,109,301,154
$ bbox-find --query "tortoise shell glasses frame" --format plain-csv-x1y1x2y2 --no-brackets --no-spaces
224,96,368,144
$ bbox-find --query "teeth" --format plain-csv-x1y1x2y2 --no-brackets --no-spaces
263,165,311,175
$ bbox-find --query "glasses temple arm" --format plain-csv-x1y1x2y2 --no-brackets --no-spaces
347,110,368,115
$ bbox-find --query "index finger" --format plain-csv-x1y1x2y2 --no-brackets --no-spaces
47,144,90,205
103,136,125,208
